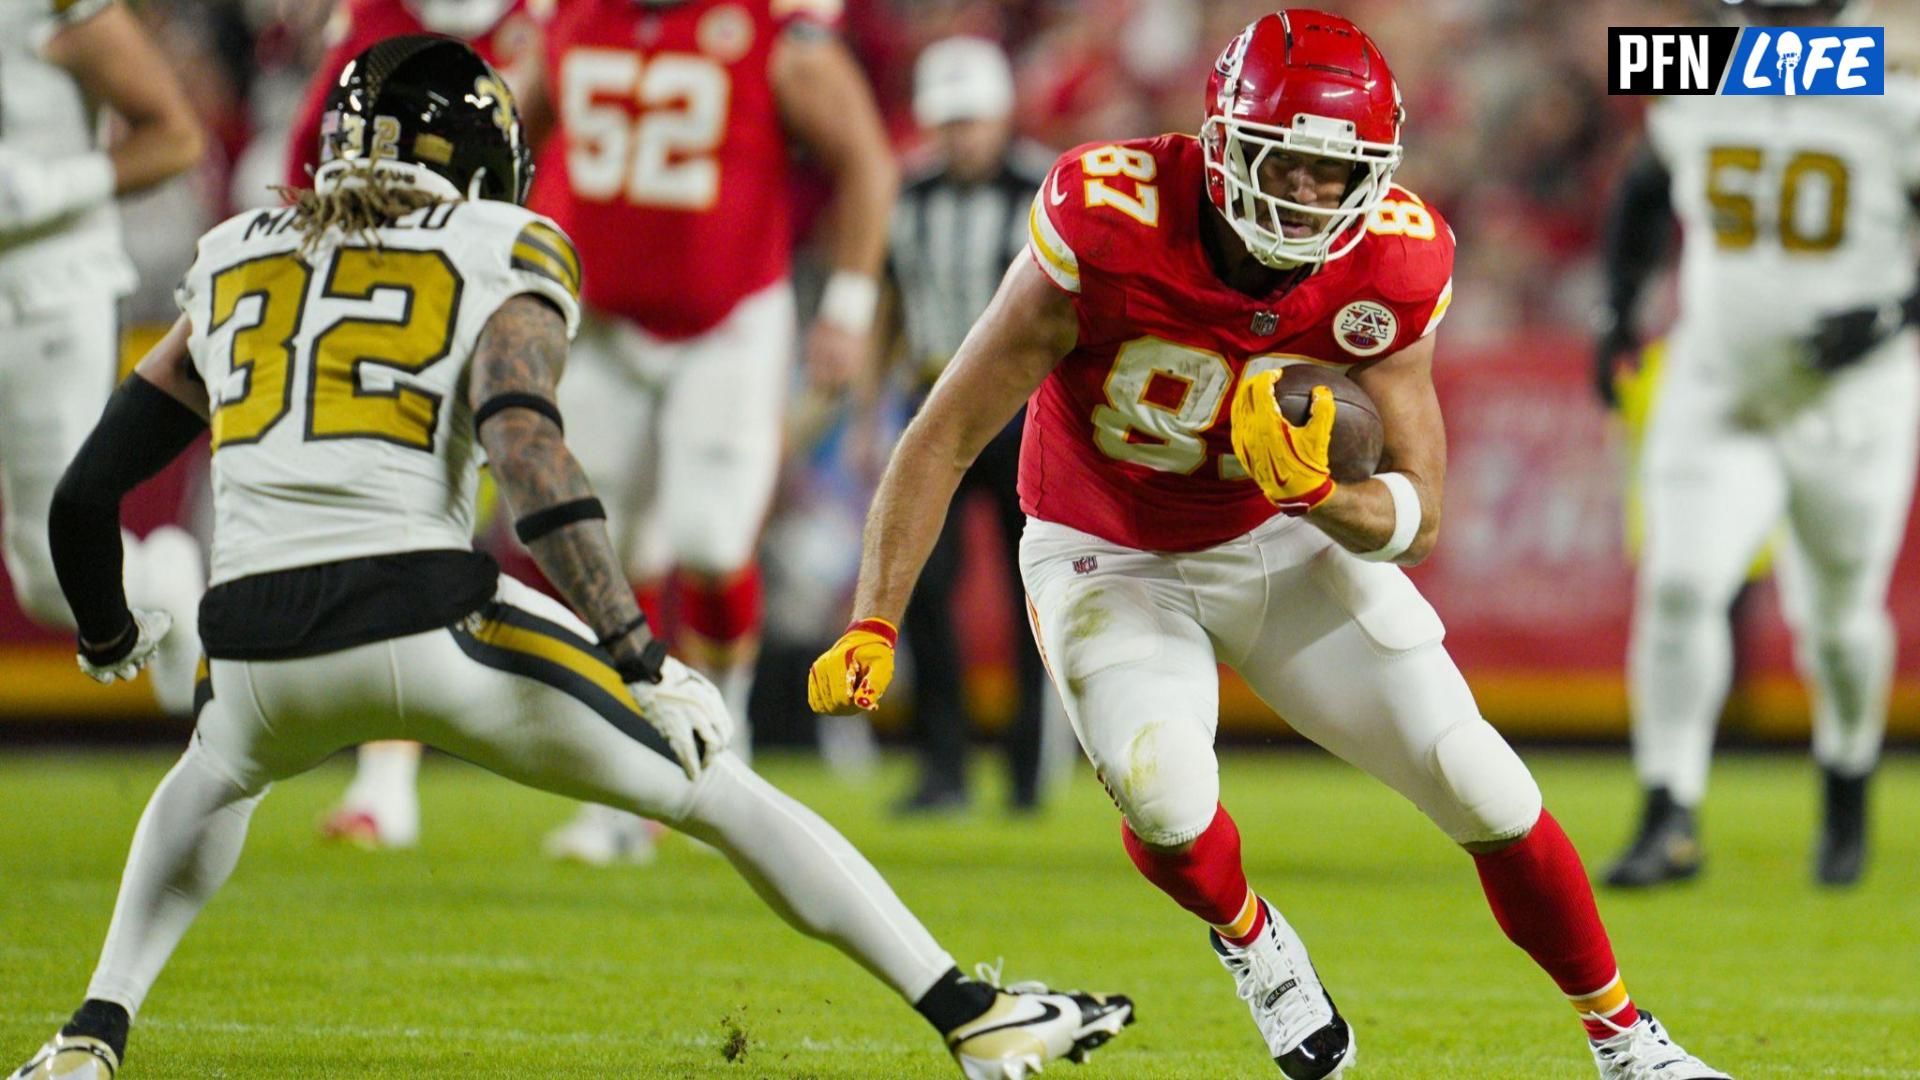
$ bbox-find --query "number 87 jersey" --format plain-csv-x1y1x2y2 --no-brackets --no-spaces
1020,133,1455,552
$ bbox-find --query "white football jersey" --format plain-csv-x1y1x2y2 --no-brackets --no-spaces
0,0,136,312
177,196,582,585
1649,79,1920,383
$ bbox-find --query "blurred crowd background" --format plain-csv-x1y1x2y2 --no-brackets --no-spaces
8,0,1920,754
118,0,1710,336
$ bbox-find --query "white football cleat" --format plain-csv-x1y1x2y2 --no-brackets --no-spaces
1211,900,1354,1079
946,970,1133,1080
1588,1011,1731,1079
10,1034,118,1079
541,804,657,866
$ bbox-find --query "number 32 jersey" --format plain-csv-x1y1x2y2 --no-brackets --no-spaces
1021,134,1454,553
177,199,582,586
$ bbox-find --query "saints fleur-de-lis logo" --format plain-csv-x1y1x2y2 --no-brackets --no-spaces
472,74,516,133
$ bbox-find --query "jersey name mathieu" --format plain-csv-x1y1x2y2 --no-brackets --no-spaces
177,199,582,586
1021,134,1454,553
532,0,839,339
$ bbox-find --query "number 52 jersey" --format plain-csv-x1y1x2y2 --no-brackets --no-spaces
176,197,582,586
1020,134,1454,553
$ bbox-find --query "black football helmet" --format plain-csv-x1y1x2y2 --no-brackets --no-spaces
319,35,531,203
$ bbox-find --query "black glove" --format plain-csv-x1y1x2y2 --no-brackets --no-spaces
1807,300,1908,373
1592,314,1640,410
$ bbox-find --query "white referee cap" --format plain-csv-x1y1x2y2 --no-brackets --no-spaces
914,36,1015,127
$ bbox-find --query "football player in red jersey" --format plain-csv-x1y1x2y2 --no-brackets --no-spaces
526,0,900,862
811,12,1729,1080
286,0,551,852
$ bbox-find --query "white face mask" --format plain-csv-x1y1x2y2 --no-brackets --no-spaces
1201,112,1402,270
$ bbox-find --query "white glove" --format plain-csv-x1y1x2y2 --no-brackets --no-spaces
627,655,734,781
0,148,116,236
76,608,173,685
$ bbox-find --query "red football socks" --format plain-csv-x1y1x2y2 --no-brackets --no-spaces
1122,804,1266,944
1472,809,1640,1039
673,566,763,647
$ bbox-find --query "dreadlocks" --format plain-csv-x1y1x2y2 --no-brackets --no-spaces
273,162,450,254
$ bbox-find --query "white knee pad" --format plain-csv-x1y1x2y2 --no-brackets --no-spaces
1426,720,1542,846
1094,718,1219,848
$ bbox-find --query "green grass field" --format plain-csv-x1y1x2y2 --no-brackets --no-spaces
1,747,1915,1079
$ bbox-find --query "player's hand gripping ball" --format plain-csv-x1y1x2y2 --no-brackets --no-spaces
807,618,898,716
1231,367,1384,514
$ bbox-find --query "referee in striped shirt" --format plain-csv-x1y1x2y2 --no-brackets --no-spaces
884,37,1052,814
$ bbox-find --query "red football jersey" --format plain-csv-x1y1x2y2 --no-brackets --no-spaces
1021,134,1455,553
283,0,544,190
531,0,838,339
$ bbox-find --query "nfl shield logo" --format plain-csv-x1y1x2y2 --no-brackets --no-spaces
1072,556,1098,575
1251,310,1278,335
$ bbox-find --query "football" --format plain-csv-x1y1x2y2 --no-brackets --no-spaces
1271,365,1385,483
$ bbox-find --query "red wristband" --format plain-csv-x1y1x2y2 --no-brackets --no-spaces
847,617,898,648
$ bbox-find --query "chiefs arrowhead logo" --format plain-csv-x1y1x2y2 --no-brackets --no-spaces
1333,300,1397,358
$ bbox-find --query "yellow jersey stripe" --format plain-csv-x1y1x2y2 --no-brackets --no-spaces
518,222,581,288
1423,278,1454,338
1027,197,1080,293
511,243,581,299
513,233,580,292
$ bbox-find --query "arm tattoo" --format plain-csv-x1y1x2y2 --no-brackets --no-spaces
472,296,654,665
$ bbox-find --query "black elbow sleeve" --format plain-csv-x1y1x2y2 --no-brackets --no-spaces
1602,144,1676,321
48,376,207,645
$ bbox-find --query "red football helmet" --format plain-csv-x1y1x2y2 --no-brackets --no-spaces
1202,10,1405,268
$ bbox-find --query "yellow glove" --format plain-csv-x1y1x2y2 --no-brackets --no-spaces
807,617,898,716
1231,370,1337,516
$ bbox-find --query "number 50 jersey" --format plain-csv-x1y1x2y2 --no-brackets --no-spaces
177,198,582,586
1648,83,1920,362
1020,134,1454,553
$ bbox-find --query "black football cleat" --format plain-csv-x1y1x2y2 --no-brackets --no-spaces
1604,788,1703,888
1815,766,1869,887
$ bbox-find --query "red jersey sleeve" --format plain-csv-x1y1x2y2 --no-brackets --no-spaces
1365,185,1456,354
1026,140,1167,298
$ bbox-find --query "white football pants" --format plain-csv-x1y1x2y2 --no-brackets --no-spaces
1630,331,1920,804
0,293,204,714
558,281,794,581
82,575,953,1017
1019,514,1544,849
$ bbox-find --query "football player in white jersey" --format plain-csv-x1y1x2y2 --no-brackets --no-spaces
0,0,206,713
8,38,1131,1080
1595,0,1920,887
